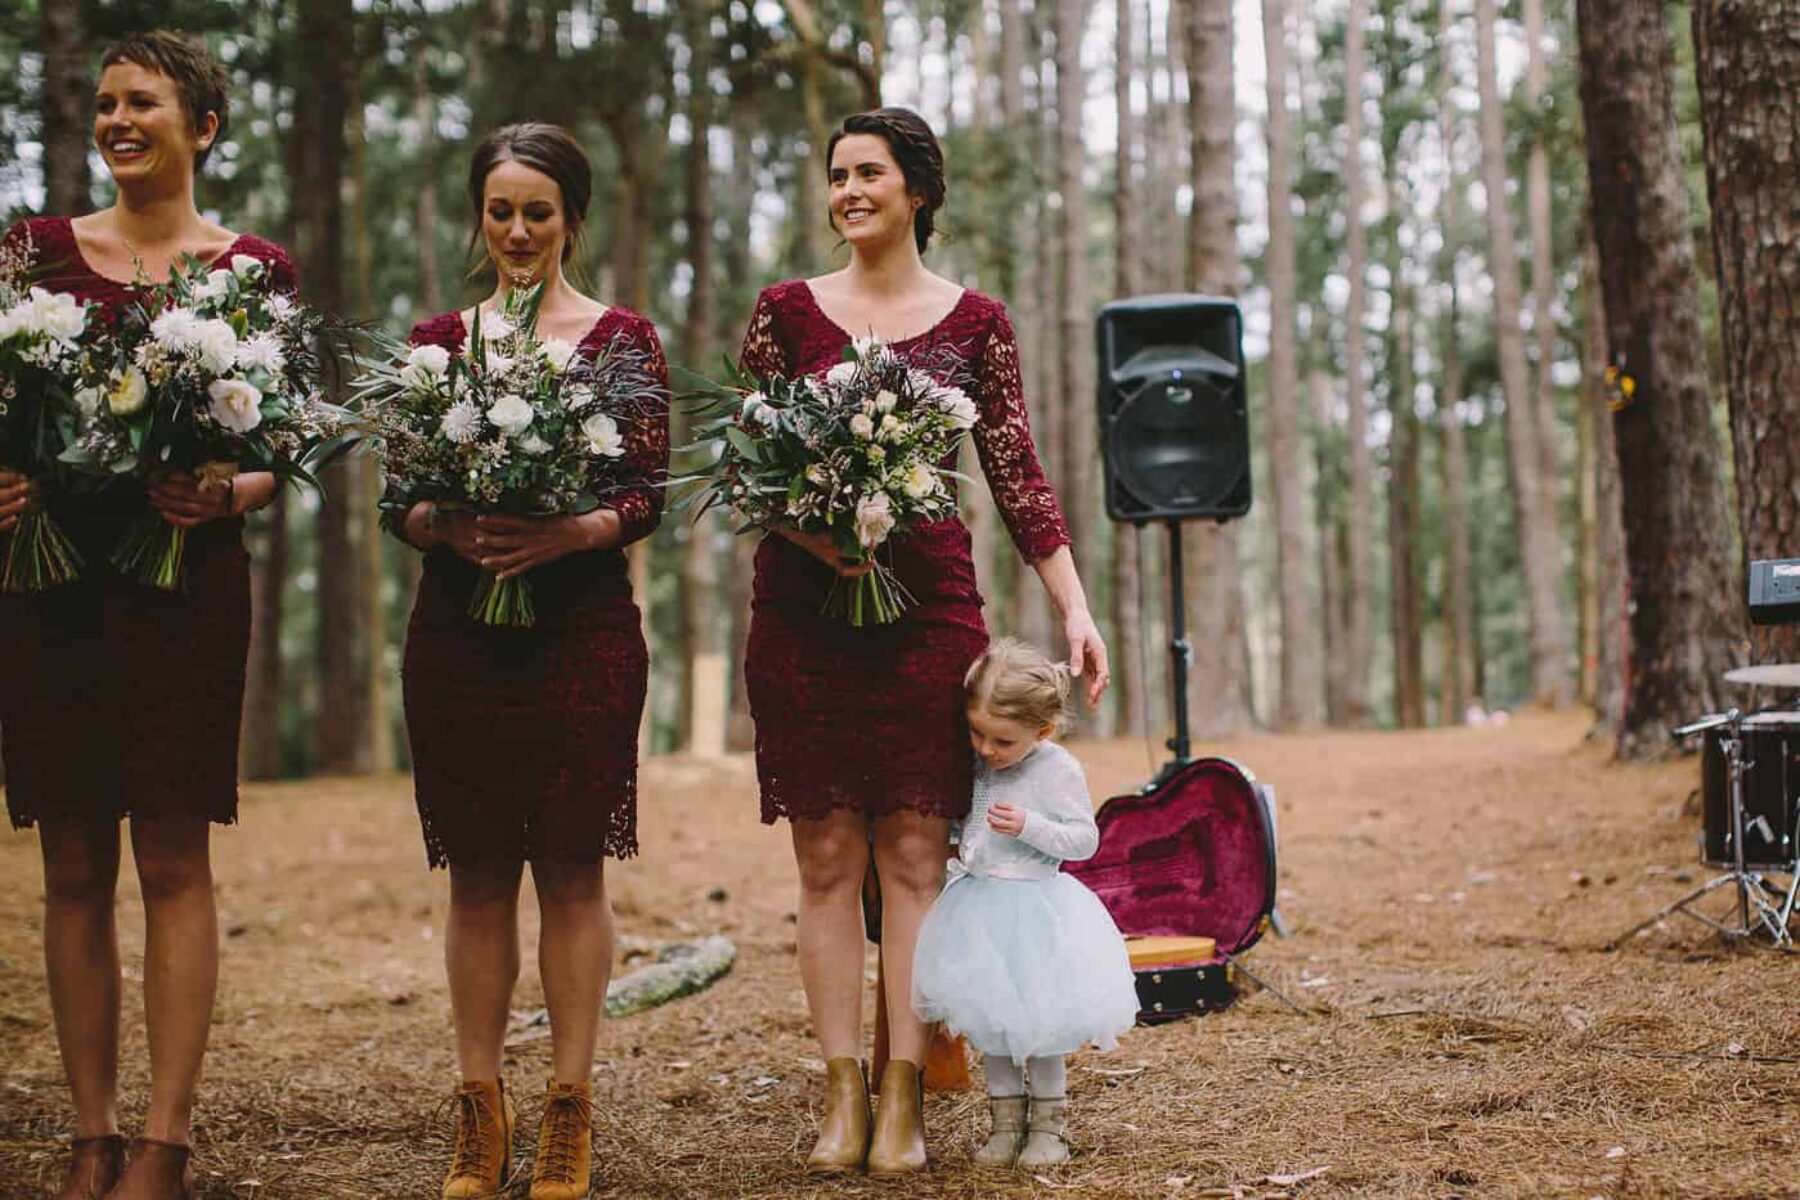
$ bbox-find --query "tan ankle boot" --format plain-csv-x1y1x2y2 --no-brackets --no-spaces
103,1138,194,1200
1014,1096,1070,1167
529,1080,594,1200
865,1059,927,1175
55,1134,125,1200
971,1096,1027,1167
805,1057,870,1175
442,1078,516,1198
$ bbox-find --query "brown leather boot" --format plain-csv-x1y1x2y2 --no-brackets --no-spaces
102,1139,193,1200
529,1080,593,1200
441,1078,516,1199
54,1134,125,1200
865,1059,927,1175
804,1057,870,1175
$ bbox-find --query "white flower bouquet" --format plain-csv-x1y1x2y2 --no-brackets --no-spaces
0,231,93,593
357,285,663,627
681,337,978,626
58,253,349,591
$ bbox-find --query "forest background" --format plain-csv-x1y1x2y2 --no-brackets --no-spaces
0,0,1793,778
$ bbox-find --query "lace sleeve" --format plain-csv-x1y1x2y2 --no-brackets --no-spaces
970,304,1072,562
599,314,671,548
738,287,789,379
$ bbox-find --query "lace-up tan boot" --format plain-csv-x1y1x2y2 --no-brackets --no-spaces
102,1138,194,1200
55,1134,125,1200
441,1078,516,1198
805,1057,870,1175
865,1059,927,1175
971,1096,1027,1167
1014,1096,1070,1167
528,1080,594,1200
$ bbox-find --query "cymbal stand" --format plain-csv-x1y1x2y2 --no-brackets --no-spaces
1606,710,1797,950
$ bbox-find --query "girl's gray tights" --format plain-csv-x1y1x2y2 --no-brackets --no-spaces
983,1053,1067,1098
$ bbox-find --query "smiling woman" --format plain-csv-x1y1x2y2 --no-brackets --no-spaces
0,29,296,1200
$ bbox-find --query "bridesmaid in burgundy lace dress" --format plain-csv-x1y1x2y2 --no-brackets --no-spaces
738,108,1109,1176
387,124,668,1200
0,33,288,1200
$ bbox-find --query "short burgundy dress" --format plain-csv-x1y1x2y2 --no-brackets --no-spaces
738,281,1071,824
0,216,295,829
395,308,669,867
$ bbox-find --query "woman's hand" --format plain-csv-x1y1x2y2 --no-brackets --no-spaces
986,801,1027,839
0,469,35,534
475,510,619,580
1063,606,1110,707
776,526,874,577
425,508,484,566
147,469,233,528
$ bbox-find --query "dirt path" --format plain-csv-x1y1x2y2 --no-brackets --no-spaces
2,713,1796,1198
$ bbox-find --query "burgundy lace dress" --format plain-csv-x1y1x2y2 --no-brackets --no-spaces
0,216,295,828
395,308,669,867
738,280,1071,823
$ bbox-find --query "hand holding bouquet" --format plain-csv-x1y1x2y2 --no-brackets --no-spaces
59,252,348,590
359,286,662,627
682,336,978,626
0,229,91,592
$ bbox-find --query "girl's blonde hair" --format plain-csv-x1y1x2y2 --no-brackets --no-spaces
964,637,1072,732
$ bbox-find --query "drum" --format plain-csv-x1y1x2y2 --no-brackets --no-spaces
1701,711,1800,870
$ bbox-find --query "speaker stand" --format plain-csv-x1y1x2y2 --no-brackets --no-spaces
1153,519,1195,788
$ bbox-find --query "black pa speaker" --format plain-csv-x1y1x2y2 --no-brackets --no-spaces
1097,295,1251,523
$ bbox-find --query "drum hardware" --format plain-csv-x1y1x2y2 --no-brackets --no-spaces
1607,706,1799,950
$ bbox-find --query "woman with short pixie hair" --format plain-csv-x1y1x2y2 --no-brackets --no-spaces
0,29,293,1200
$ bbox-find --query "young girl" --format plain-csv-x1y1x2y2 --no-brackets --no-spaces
912,638,1140,1168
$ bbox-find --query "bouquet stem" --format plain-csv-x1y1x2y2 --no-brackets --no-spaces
470,570,536,628
112,513,188,592
0,502,84,594
824,557,914,627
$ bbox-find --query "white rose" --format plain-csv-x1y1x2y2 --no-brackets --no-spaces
561,383,595,411
27,288,86,341
0,303,24,342
878,413,902,439
235,331,286,374
540,338,578,373
582,412,625,457
150,307,203,351
849,412,875,440
853,492,896,549
519,431,553,456
826,361,858,386
194,269,235,306
407,343,451,377
900,461,936,500
487,394,535,436
74,384,105,418
874,389,898,413
230,254,265,280
866,444,886,463
106,367,148,417
938,386,977,430
194,319,240,375
207,377,264,432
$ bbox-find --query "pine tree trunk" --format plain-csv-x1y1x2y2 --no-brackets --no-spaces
1387,277,1425,726
241,495,288,779
1182,0,1255,736
295,0,368,775
1110,0,1145,739
1525,0,1561,495
1583,232,1627,733
1341,0,1376,725
1261,0,1319,728
1055,0,1095,565
40,0,90,216
724,110,759,753
1478,0,1571,706
1692,0,1800,667
1437,0,1474,726
1575,0,1742,756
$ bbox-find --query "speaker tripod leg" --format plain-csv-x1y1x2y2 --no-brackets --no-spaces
1604,873,1742,950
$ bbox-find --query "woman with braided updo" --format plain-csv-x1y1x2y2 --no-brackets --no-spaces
736,107,1109,1175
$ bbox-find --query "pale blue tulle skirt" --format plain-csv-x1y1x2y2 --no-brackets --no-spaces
911,872,1140,1063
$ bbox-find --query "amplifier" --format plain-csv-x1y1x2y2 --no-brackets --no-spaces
1748,558,1800,626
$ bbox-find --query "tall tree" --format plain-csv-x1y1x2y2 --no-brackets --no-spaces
1524,0,1560,492
1437,0,1475,725
1693,0,1800,665
1575,0,1742,755
1182,0,1256,735
1261,0,1320,727
1476,0,1572,706
1054,0,1095,561
1340,0,1376,725
293,0,368,774
1580,230,1626,730
40,0,91,216
1110,0,1145,737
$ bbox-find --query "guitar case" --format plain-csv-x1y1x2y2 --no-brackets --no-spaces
1064,756,1277,1022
